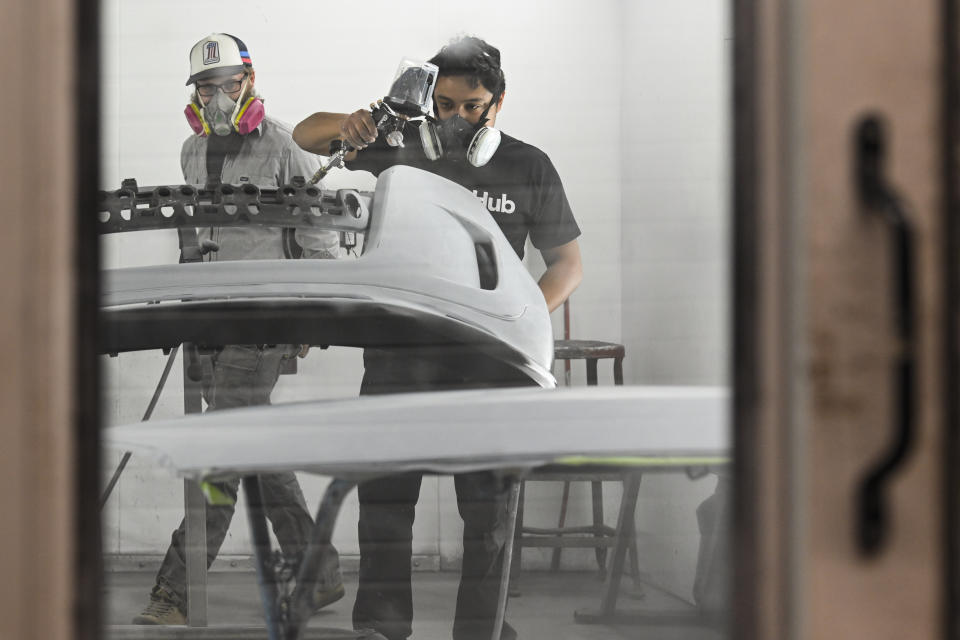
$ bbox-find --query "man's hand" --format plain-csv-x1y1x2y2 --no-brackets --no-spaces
293,111,362,159
339,107,380,149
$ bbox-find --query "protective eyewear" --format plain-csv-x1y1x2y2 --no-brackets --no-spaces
196,79,243,97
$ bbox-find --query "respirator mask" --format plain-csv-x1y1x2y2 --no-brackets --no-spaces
184,75,265,137
419,95,502,167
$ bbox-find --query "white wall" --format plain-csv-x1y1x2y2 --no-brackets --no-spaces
620,1,731,386
100,0,729,603
613,0,732,597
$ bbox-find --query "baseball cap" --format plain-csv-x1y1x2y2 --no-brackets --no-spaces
186,33,253,85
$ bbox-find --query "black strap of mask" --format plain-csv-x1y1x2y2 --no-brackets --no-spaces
205,132,244,182
197,134,242,265
202,129,305,260
177,137,238,265
477,91,501,128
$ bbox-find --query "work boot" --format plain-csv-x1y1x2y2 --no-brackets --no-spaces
132,584,187,625
305,549,345,611
314,580,346,610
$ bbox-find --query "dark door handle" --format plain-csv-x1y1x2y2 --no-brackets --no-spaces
854,115,916,556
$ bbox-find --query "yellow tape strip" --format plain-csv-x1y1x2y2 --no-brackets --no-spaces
553,455,730,467
201,481,235,506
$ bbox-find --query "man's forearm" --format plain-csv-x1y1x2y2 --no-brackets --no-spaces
293,112,349,154
538,239,583,312
538,261,583,312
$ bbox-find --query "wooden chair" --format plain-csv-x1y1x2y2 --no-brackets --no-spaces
510,301,639,590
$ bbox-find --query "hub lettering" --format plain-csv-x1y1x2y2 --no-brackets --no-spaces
473,190,516,215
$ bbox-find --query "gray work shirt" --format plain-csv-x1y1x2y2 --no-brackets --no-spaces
181,115,340,261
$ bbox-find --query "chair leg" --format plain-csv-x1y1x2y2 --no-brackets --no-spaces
586,360,599,386
591,481,607,580
599,472,642,616
550,480,571,571
627,509,641,586
509,481,526,596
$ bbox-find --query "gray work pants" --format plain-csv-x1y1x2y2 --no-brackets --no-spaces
154,345,341,609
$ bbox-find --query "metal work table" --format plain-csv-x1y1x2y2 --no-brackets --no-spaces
105,385,729,640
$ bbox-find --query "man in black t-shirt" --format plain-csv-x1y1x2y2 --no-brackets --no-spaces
294,36,582,640
295,39,582,307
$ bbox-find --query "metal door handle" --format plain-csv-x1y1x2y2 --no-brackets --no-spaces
854,115,916,556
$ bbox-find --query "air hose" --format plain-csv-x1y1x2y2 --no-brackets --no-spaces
99,345,181,510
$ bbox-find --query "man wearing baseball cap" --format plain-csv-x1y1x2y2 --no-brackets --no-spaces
132,33,343,625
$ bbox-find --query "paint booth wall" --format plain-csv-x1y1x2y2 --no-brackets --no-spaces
100,0,728,602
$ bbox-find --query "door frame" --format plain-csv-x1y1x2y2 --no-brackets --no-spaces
941,0,959,636
732,0,960,638
731,0,800,637
75,0,102,637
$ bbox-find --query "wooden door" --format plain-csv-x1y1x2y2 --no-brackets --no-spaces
734,0,952,638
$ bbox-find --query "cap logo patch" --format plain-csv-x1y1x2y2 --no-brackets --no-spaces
203,41,220,65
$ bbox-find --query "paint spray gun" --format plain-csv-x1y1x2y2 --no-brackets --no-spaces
308,59,439,184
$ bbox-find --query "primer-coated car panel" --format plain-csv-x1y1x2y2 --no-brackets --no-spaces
101,166,556,387
104,386,730,480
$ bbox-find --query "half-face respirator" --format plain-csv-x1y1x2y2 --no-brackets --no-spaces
419,111,502,168
184,75,264,137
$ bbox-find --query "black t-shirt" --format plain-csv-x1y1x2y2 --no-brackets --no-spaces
348,122,581,259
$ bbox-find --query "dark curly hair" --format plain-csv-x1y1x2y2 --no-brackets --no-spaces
428,36,506,99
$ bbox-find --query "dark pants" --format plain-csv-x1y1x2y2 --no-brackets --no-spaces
352,349,519,640
155,345,340,607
